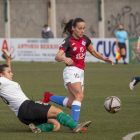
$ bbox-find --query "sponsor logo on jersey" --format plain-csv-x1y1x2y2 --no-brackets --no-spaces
73,47,77,51
76,53,86,59
82,40,86,46
80,47,84,52
72,43,75,46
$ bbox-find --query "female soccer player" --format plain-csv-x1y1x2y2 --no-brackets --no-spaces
42,18,113,130
115,24,128,64
0,50,91,133
129,37,140,90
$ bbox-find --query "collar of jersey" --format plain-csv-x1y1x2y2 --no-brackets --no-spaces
71,34,81,41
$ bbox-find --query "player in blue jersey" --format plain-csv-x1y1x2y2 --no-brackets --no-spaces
116,24,128,64
129,37,140,90
42,18,113,131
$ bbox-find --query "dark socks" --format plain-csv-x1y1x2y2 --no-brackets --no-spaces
116,59,118,64
121,55,126,64
134,77,139,86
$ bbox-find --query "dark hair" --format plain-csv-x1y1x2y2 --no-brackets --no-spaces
61,18,85,35
0,64,9,74
44,24,48,28
119,24,124,26
118,24,124,31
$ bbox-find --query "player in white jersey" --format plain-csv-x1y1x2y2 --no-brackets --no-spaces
129,37,140,90
0,50,91,133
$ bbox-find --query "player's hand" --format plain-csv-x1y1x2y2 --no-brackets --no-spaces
103,57,114,66
64,57,74,65
136,47,140,53
2,50,11,60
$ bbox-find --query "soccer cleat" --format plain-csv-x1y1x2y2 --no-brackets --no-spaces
129,77,139,90
129,77,136,91
73,121,91,133
42,91,53,103
69,127,87,131
29,123,41,133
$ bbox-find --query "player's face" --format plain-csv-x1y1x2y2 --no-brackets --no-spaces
0,67,13,80
119,25,124,30
72,22,85,39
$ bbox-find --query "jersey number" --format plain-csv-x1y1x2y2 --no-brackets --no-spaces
74,73,79,78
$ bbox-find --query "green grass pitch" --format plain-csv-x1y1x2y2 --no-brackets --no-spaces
0,62,140,140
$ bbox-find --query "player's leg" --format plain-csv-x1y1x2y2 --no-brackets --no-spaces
35,119,60,132
47,119,60,131
67,69,84,124
20,101,91,133
121,48,126,64
42,91,69,107
66,82,83,124
47,105,91,133
66,89,75,108
129,76,140,90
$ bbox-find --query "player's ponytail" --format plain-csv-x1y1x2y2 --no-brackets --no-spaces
61,19,73,35
61,18,85,35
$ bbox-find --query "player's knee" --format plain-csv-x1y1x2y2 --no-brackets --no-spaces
76,93,84,102
48,106,63,118
53,122,60,131
54,108,63,117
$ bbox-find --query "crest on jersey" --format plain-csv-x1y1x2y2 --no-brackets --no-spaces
80,47,84,52
73,47,77,51
82,41,86,46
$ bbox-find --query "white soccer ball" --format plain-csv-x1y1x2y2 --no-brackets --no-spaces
104,96,121,113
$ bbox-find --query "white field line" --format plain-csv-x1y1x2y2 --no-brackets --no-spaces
123,131,140,140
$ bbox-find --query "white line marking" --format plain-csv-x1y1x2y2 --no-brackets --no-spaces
123,131,140,140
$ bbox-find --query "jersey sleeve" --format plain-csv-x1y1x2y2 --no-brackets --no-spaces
125,31,128,38
59,36,70,53
83,35,91,48
0,77,10,88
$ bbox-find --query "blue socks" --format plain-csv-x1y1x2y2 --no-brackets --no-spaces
71,100,81,123
49,95,68,107
49,96,81,123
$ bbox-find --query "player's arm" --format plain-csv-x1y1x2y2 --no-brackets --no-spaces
116,37,119,47
2,50,11,68
125,32,128,40
137,37,140,53
55,49,73,65
87,44,114,65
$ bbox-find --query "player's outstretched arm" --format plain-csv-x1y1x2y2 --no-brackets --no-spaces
87,44,114,66
2,50,11,68
137,38,140,53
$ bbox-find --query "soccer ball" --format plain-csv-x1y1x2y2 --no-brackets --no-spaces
104,96,121,113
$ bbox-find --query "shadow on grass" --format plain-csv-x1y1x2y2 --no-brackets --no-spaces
0,128,76,134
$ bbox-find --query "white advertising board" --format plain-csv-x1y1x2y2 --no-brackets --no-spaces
0,38,129,63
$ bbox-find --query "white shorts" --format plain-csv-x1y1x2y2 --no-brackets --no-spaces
63,66,84,91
